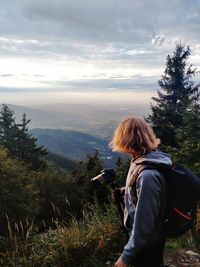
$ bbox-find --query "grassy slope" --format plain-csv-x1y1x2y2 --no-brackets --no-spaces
2,205,200,267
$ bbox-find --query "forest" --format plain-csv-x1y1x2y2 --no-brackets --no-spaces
0,44,200,266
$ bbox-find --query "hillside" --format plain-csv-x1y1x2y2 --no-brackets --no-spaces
45,152,78,171
31,128,121,166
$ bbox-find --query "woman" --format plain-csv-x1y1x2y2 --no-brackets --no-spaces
110,117,172,267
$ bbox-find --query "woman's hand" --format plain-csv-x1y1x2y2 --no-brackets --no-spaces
114,256,127,267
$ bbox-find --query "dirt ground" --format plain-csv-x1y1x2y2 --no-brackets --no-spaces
164,249,200,267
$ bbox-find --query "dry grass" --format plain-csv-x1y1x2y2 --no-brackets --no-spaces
0,204,125,267
1,206,200,267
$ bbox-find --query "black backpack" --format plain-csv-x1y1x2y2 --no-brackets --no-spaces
135,164,200,238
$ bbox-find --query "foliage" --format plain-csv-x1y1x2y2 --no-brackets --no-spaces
0,148,39,235
16,113,48,170
0,105,48,170
45,152,78,171
147,44,200,177
33,166,83,229
148,44,200,147
73,150,111,206
1,202,200,267
0,144,116,239
115,156,130,187
164,105,200,175
0,104,18,156
1,204,125,267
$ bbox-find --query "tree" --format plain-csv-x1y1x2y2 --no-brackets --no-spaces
73,150,111,207
34,166,82,229
166,105,200,175
0,105,48,170
0,148,39,234
148,44,200,147
0,104,18,156
115,156,130,187
16,113,48,170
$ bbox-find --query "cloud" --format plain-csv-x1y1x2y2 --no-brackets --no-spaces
0,73,158,93
152,35,167,46
1,1,200,50
1,0,199,44
0,74,14,78
0,0,200,96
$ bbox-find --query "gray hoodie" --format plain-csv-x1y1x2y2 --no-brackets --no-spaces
121,150,172,264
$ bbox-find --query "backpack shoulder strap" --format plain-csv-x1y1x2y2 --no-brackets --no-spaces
128,162,171,187
128,164,156,187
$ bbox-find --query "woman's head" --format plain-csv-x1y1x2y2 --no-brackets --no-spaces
109,116,160,155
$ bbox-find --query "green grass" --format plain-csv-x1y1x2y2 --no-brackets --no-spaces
0,204,126,267
1,205,200,267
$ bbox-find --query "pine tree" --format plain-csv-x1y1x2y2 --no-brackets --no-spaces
115,156,130,187
0,105,48,170
74,150,111,206
16,113,48,170
148,44,200,147
167,98,200,175
0,104,18,156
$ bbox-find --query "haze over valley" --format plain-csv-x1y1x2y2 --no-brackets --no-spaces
3,102,149,166
6,101,151,139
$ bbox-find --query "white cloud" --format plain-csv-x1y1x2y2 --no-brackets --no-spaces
0,0,199,101
152,35,167,46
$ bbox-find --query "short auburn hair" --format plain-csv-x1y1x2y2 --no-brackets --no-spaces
109,116,160,154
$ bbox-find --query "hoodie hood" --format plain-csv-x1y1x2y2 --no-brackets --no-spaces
133,150,172,169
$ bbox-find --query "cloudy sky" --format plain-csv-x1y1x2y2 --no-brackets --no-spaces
0,0,200,106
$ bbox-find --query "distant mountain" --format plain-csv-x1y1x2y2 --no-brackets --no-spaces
31,128,122,167
2,103,149,139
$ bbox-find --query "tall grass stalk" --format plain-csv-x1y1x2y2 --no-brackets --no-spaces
0,203,125,267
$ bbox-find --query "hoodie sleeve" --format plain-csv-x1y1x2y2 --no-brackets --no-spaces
121,169,163,264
